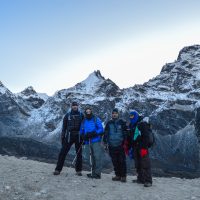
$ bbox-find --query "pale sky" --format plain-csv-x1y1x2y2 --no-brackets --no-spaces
1,0,200,95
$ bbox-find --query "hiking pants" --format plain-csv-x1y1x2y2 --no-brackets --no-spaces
134,146,152,184
109,145,127,177
84,141,103,176
55,134,82,172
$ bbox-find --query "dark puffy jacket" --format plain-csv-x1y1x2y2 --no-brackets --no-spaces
62,110,84,136
104,119,127,147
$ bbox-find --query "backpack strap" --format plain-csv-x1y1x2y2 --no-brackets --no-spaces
66,111,71,120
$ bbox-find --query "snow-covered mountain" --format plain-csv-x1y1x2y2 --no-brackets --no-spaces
0,81,29,137
1,45,200,177
16,86,48,109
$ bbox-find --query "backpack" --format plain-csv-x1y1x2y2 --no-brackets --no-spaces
147,126,155,148
66,111,83,132
139,117,155,148
67,111,83,121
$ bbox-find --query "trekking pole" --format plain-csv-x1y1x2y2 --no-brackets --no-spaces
71,140,84,166
89,139,92,173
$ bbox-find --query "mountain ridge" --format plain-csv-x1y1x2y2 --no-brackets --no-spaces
1,45,200,176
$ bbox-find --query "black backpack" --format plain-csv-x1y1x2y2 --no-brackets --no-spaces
140,117,155,148
147,126,155,148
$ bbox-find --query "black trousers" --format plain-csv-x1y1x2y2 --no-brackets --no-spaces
133,146,152,184
109,145,127,177
55,134,82,172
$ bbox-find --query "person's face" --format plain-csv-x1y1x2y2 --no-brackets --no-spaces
112,112,119,119
129,114,135,119
85,109,92,115
71,105,78,111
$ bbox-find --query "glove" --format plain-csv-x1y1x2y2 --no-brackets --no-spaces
140,148,148,157
86,131,97,139
83,134,89,141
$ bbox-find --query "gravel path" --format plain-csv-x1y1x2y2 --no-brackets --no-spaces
0,155,200,200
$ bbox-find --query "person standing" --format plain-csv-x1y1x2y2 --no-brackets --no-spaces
103,108,127,182
53,101,84,176
128,110,153,187
80,107,104,179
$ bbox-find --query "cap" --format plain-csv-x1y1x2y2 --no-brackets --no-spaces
112,108,119,113
71,101,78,106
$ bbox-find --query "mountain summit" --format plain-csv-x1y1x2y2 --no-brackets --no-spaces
145,44,200,95
69,70,105,94
65,70,120,97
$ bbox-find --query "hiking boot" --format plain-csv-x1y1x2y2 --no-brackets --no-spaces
132,179,144,184
53,170,60,175
121,177,127,183
87,173,92,178
144,182,152,187
76,171,82,176
112,176,121,181
93,174,101,179
87,173,101,179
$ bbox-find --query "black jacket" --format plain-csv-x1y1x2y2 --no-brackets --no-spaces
62,110,84,136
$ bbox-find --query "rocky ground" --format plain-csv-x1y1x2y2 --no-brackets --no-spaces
0,155,200,200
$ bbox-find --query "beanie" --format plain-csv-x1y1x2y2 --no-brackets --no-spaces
71,101,78,106
112,108,119,113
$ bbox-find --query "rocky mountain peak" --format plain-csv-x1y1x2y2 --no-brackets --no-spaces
66,70,106,94
144,45,200,95
161,45,200,74
21,86,37,96
177,45,200,61
16,86,48,109
94,70,105,80
0,81,4,87
0,81,10,95
83,70,105,83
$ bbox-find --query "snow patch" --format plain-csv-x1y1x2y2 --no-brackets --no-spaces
67,71,105,94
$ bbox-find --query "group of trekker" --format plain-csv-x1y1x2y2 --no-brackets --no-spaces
53,101,153,187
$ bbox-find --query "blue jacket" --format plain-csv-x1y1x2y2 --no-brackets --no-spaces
104,119,127,147
80,116,104,144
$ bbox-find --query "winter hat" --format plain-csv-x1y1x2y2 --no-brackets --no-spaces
112,108,119,113
85,106,92,113
71,101,78,106
129,110,138,116
85,106,93,119
129,110,139,125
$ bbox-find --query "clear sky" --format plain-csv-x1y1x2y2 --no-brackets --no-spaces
1,0,200,95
